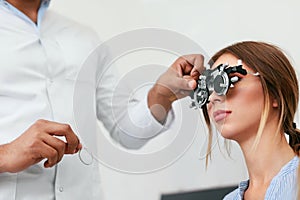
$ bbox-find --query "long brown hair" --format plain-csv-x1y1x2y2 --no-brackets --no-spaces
203,41,300,164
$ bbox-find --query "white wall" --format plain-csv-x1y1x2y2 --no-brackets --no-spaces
50,1,300,200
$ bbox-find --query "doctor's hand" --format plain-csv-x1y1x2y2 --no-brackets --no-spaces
0,119,82,173
148,54,205,124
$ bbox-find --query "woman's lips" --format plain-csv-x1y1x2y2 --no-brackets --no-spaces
213,110,232,122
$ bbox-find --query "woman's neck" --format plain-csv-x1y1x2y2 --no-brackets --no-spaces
6,0,41,23
239,123,295,187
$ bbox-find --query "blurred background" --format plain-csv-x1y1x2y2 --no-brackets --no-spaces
50,0,300,199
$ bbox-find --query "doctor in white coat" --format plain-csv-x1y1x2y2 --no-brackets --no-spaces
0,0,204,199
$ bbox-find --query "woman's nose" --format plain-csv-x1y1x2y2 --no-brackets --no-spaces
208,91,225,105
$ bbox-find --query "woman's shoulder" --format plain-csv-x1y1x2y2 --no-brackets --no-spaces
266,156,299,198
223,157,299,199
274,156,298,181
223,188,240,200
223,180,249,200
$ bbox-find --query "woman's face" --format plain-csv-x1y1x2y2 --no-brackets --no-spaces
207,53,264,142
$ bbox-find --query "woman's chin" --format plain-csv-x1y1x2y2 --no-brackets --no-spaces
217,125,236,140
220,132,236,140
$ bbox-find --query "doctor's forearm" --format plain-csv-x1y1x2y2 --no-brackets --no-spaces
0,144,10,173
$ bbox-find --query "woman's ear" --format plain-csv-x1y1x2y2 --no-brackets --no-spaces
272,98,278,108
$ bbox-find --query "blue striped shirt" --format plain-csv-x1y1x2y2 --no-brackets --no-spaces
224,156,299,200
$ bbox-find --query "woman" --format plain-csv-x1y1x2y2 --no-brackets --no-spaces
200,41,299,199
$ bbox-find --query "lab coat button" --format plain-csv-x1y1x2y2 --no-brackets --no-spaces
58,187,64,192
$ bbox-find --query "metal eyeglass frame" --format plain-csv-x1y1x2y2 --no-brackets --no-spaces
190,60,259,109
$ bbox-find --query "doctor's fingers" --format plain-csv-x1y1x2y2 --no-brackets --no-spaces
36,142,61,168
170,57,194,77
34,119,81,154
176,76,197,98
182,54,205,75
15,137,64,169
167,76,197,95
42,135,66,165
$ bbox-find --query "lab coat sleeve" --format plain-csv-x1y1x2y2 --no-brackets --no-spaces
95,45,174,149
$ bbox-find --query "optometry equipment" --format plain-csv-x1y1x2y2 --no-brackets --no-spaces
190,60,256,109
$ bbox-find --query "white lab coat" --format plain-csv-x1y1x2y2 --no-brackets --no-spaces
0,3,169,199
